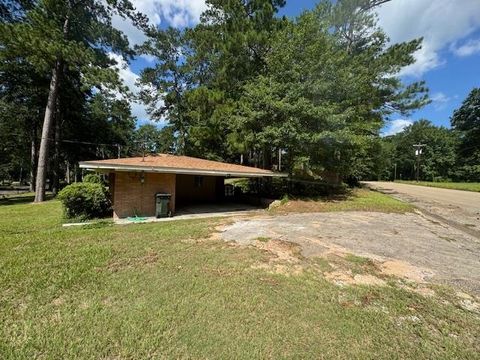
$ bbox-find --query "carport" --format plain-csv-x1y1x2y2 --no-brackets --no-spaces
79,153,285,219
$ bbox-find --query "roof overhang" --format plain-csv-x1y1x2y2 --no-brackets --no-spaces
79,161,288,178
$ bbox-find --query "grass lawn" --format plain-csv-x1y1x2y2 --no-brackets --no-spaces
1,194,479,359
396,181,480,192
274,188,415,213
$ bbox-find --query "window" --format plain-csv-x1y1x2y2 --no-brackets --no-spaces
194,176,204,188
225,184,234,197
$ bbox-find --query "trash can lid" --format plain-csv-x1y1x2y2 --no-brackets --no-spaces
155,193,171,198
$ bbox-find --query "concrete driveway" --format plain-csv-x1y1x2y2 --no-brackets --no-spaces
364,181,480,237
221,211,480,296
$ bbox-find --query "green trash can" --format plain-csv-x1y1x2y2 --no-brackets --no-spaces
155,193,172,218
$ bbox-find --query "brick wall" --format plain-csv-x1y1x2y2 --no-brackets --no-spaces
112,172,176,219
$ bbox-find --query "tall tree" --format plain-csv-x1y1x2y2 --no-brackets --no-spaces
451,88,480,181
0,0,146,201
138,0,287,160
0,0,43,188
133,124,176,155
385,120,458,181
232,0,429,178
138,0,429,178
137,27,191,153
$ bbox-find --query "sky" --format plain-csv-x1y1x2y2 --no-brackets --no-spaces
112,0,480,136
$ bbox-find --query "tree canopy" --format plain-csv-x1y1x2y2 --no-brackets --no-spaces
0,0,146,199
451,88,480,181
2,0,478,194
138,0,429,179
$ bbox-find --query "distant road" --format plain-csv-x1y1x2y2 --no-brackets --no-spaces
364,181,480,213
364,181,480,237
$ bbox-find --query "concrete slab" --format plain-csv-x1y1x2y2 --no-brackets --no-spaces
115,203,262,225
221,211,480,295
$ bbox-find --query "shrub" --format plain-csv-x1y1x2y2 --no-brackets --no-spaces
234,177,346,199
82,173,104,184
58,182,111,219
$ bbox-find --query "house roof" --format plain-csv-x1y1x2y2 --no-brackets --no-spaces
79,154,286,178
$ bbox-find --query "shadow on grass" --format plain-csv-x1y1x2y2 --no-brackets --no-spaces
0,193,54,206
286,189,353,203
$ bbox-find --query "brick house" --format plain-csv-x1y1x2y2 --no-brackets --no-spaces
79,154,285,219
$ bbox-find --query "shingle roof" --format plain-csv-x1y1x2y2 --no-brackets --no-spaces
79,154,285,177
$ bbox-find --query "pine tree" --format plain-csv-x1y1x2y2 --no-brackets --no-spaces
0,0,147,201
451,88,480,181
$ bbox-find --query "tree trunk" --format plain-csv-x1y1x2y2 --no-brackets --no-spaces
66,161,70,184
34,60,63,202
34,14,69,202
29,124,37,192
51,109,61,196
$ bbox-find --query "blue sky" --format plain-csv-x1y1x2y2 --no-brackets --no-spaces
112,0,480,135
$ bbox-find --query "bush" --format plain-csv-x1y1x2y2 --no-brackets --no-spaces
58,182,111,220
82,173,104,184
234,177,346,199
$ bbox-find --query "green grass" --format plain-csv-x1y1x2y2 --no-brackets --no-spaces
328,189,415,213
275,188,415,214
344,254,378,276
1,195,479,358
397,181,480,192
255,236,271,243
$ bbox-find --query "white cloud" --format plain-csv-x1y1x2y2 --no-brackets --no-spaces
382,119,413,136
451,38,480,57
109,53,150,121
430,91,451,110
376,0,480,77
109,1,207,124
109,53,139,93
112,0,207,46
139,53,156,63
431,92,449,103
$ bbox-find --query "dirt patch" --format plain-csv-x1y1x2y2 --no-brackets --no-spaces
252,263,304,277
325,270,386,287
248,238,304,276
51,297,65,306
208,223,232,241
396,282,436,297
411,286,436,297
255,239,301,263
380,260,434,283
458,299,480,313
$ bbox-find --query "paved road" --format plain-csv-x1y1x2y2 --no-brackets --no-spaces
364,181,480,236
364,181,480,213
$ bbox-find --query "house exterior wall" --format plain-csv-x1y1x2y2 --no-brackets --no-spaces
175,174,224,206
111,171,176,219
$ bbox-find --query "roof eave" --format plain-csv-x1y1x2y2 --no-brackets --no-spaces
78,162,288,178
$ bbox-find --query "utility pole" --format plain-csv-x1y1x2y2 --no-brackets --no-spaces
413,144,426,182
394,163,397,181
278,148,282,172
142,136,146,162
